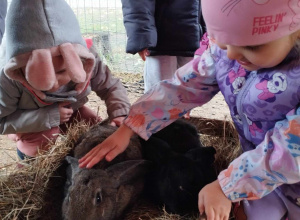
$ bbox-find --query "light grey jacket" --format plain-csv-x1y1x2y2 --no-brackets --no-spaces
0,0,6,45
0,47,130,134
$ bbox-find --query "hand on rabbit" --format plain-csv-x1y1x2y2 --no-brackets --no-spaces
79,124,135,168
198,180,232,220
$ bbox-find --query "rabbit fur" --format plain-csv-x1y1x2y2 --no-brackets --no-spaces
62,122,151,220
140,119,217,215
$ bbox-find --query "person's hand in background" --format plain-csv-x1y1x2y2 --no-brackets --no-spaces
138,48,149,61
110,116,126,127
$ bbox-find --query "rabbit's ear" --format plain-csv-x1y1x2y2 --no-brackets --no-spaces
140,136,173,164
106,160,151,187
65,156,80,178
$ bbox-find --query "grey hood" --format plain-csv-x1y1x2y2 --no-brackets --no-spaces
5,0,86,61
4,0,95,98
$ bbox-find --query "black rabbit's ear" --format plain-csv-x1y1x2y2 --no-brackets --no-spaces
140,136,172,164
106,160,152,187
151,119,202,154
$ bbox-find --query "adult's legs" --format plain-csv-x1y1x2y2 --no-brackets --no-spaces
177,56,193,68
144,55,193,92
144,56,177,92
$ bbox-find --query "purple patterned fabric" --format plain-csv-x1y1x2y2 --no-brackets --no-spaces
124,34,300,218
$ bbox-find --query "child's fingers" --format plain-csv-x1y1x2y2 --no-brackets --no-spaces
78,152,90,163
78,150,94,165
78,147,100,166
222,212,229,220
105,146,125,162
86,156,102,169
79,155,100,169
85,147,112,168
198,194,205,215
79,143,116,168
205,207,215,220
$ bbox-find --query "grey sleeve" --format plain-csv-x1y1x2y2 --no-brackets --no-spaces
0,0,7,44
0,105,60,134
0,73,60,134
121,0,157,54
89,47,131,119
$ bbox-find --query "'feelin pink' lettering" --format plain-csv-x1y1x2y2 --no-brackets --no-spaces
252,12,287,35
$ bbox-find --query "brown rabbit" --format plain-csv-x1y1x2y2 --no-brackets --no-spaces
62,123,151,220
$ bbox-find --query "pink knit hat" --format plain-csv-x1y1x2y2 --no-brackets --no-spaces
202,0,300,46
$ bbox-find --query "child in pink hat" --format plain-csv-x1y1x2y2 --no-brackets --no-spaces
79,0,300,219
1,0,130,159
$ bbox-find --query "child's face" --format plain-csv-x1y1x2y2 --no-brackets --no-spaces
22,55,72,92
47,55,70,92
215,30,300,71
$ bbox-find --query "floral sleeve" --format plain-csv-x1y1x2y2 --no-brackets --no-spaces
218,107,300,201
124,34,220,140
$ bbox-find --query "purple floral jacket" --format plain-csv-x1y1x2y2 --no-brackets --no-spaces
123,34,300,202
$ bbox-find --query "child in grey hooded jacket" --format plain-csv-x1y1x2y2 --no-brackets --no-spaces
1,0,130,159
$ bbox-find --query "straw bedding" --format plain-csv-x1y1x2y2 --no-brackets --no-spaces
0,117,240,220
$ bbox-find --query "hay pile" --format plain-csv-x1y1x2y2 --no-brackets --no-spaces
0,121,90,220
187,117,241,173
0,117,240,220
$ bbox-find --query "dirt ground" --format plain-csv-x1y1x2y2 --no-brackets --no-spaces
0,73,230,168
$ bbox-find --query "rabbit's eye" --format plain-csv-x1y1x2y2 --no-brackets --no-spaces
95,192,102,205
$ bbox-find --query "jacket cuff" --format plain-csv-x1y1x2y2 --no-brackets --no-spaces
218,168,233,197
218,166,247,202
123,115,150,140
48,103,60,128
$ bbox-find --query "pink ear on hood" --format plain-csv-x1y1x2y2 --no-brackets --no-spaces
59,43,86,83
26,49,56,91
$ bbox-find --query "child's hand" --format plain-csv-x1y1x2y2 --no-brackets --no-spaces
110,116,126,127
59,102,73,124
198,180,232,220
138,48,149,61
79,124,135,168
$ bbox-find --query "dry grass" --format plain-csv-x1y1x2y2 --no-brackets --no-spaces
0,121,91,220
0,117,240,220
113,72,143,84
124,200,202,220
187,117,241,172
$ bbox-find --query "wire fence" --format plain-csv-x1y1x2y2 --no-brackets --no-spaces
7,0,144,74
66,0,144,74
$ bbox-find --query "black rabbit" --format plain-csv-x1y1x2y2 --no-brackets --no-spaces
140,119,217,215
